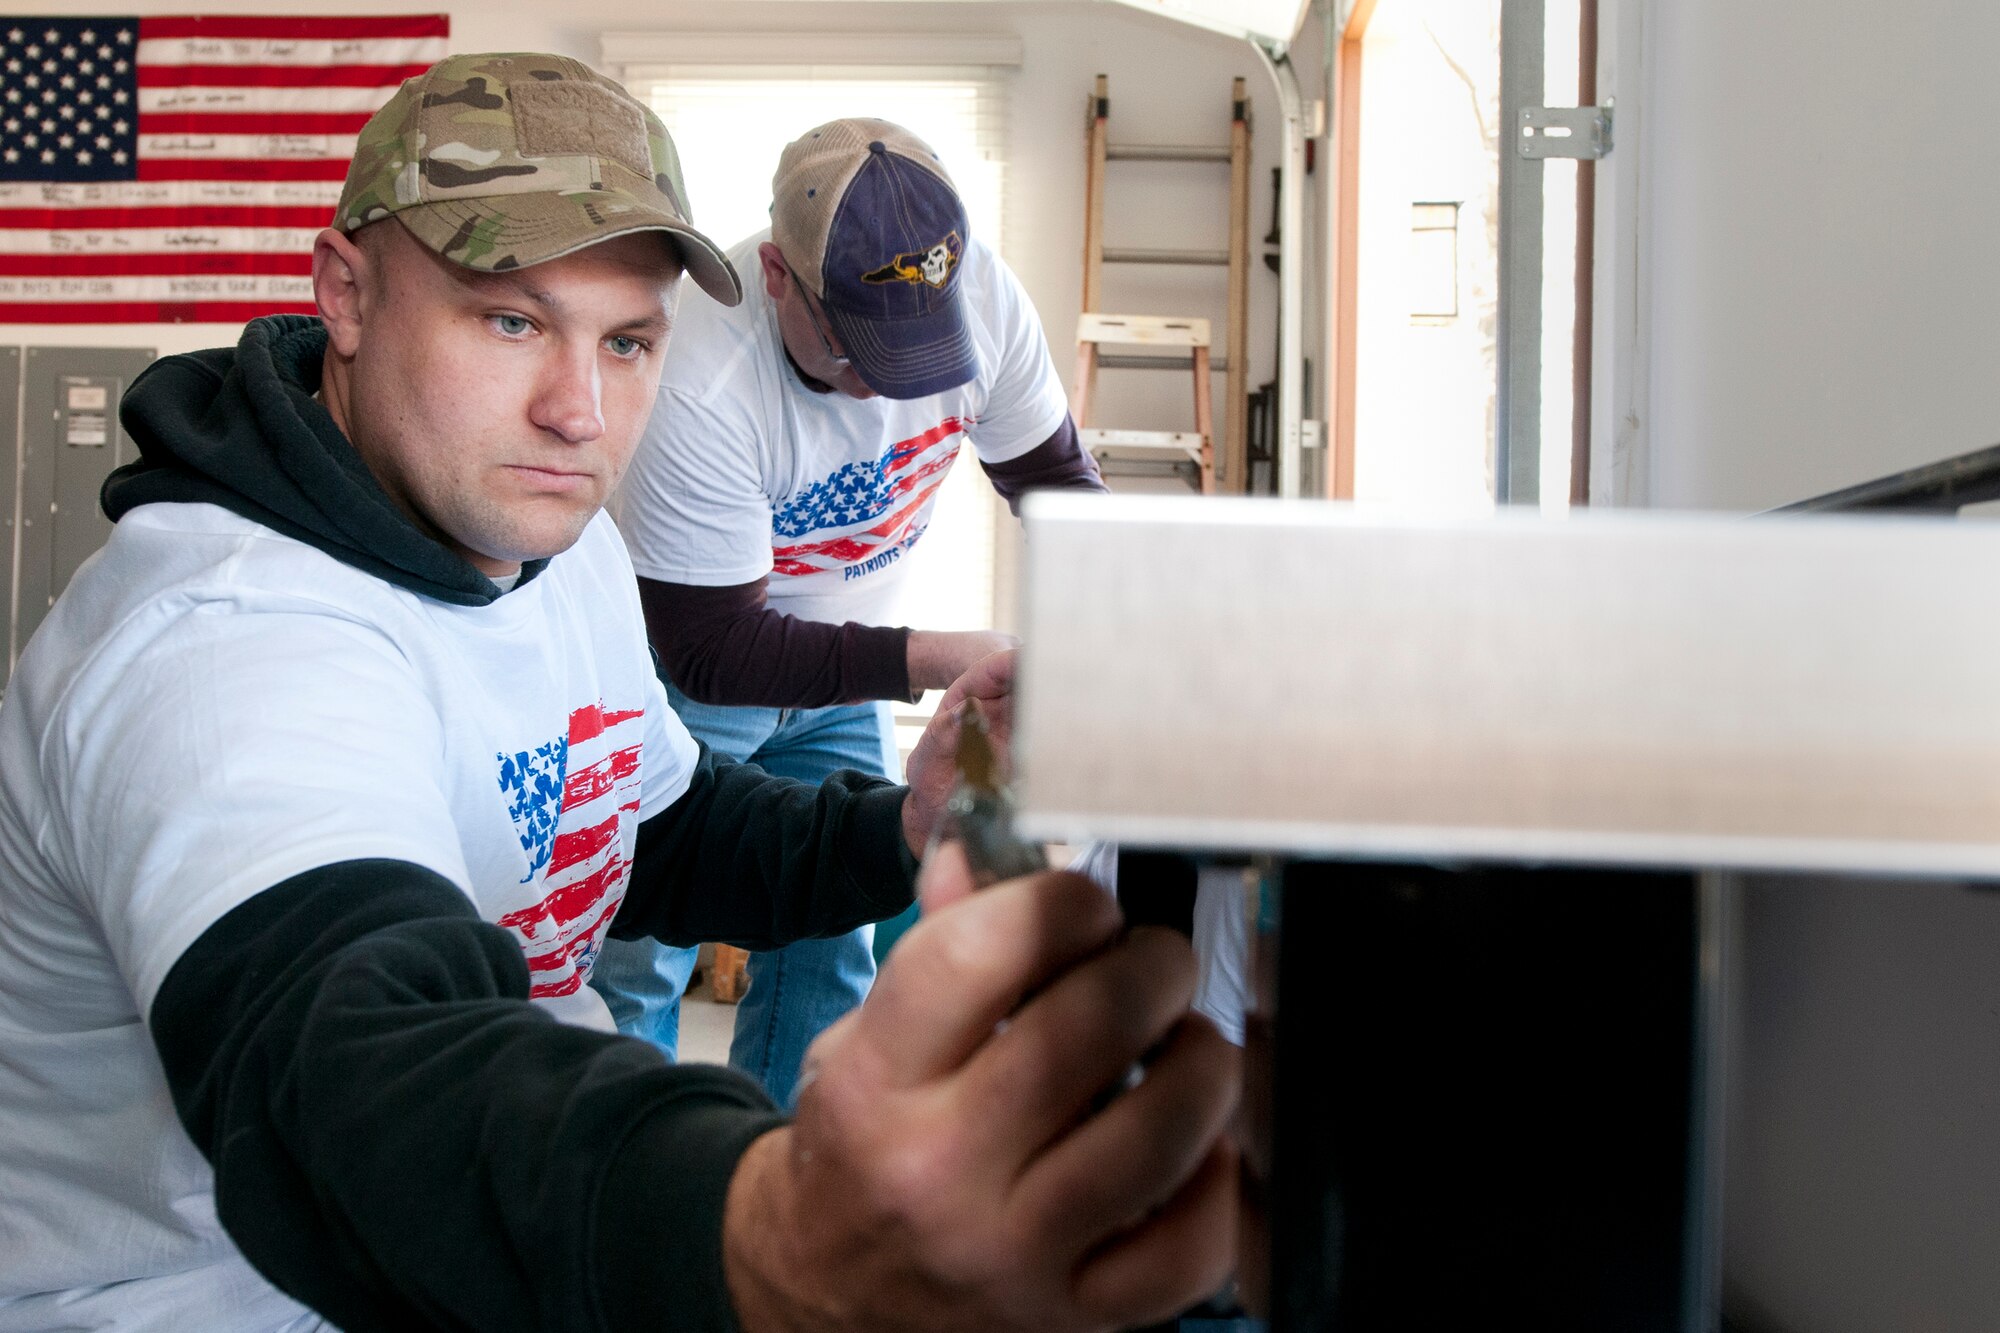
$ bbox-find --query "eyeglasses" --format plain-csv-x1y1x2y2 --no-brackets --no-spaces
788,268,852,370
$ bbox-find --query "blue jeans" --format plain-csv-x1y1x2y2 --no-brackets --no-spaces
591,683,901,1109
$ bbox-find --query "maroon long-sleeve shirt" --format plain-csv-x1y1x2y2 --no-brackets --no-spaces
640,414,1105,708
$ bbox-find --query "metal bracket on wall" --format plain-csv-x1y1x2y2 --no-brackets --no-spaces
1519,105,1613,160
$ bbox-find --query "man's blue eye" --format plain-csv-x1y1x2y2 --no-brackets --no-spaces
607,336,641,357
495,315,531,336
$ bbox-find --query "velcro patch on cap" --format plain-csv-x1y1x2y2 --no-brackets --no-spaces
511,81,652,183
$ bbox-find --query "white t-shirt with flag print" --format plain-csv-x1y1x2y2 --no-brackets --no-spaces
615,230,1071,627
0,504,697,1329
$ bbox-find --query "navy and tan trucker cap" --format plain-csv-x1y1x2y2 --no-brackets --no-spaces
770,118,976,398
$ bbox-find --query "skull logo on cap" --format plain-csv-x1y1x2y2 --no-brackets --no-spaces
921,243,953,286
861,230,964,290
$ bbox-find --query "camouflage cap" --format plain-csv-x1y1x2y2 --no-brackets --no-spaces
335,52,740,305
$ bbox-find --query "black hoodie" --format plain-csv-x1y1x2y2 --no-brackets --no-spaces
106,313,515,604
130,317,919,1332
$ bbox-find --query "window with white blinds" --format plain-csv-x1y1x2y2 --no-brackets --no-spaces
633,68,1006,255
621,59,1013,747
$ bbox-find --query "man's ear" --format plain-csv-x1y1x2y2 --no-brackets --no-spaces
313,226,372,358
756,241,791,303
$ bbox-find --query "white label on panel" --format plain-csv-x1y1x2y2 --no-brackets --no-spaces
65,414,108,447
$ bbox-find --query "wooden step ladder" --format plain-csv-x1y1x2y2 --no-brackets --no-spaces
1073,313,1214,493
1074,74,1252,494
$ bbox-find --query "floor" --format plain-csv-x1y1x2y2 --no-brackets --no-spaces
679,991,737,1065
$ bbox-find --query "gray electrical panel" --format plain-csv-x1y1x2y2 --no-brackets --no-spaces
15,345,155,662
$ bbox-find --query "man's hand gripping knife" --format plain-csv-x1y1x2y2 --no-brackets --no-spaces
720,650,1242,1333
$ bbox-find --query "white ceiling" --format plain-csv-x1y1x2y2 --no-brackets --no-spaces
724,0,1314,49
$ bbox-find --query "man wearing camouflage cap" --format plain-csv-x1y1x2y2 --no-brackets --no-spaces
0,54,1235,1333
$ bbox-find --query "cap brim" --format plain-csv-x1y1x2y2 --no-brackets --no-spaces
395,191,743,307
822,297,978,399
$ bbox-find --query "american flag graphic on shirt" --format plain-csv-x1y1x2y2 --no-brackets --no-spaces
770,416,969,582
494,700,644,999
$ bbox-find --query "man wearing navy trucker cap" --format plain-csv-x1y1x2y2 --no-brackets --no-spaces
601,118,1106,1105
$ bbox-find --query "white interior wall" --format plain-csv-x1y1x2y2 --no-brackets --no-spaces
1643,0,2000,512
1635,4,2000,1330
1351,1,1499,511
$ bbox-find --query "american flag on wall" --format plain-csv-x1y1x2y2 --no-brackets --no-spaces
0,14,447,323
770,416,970,581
